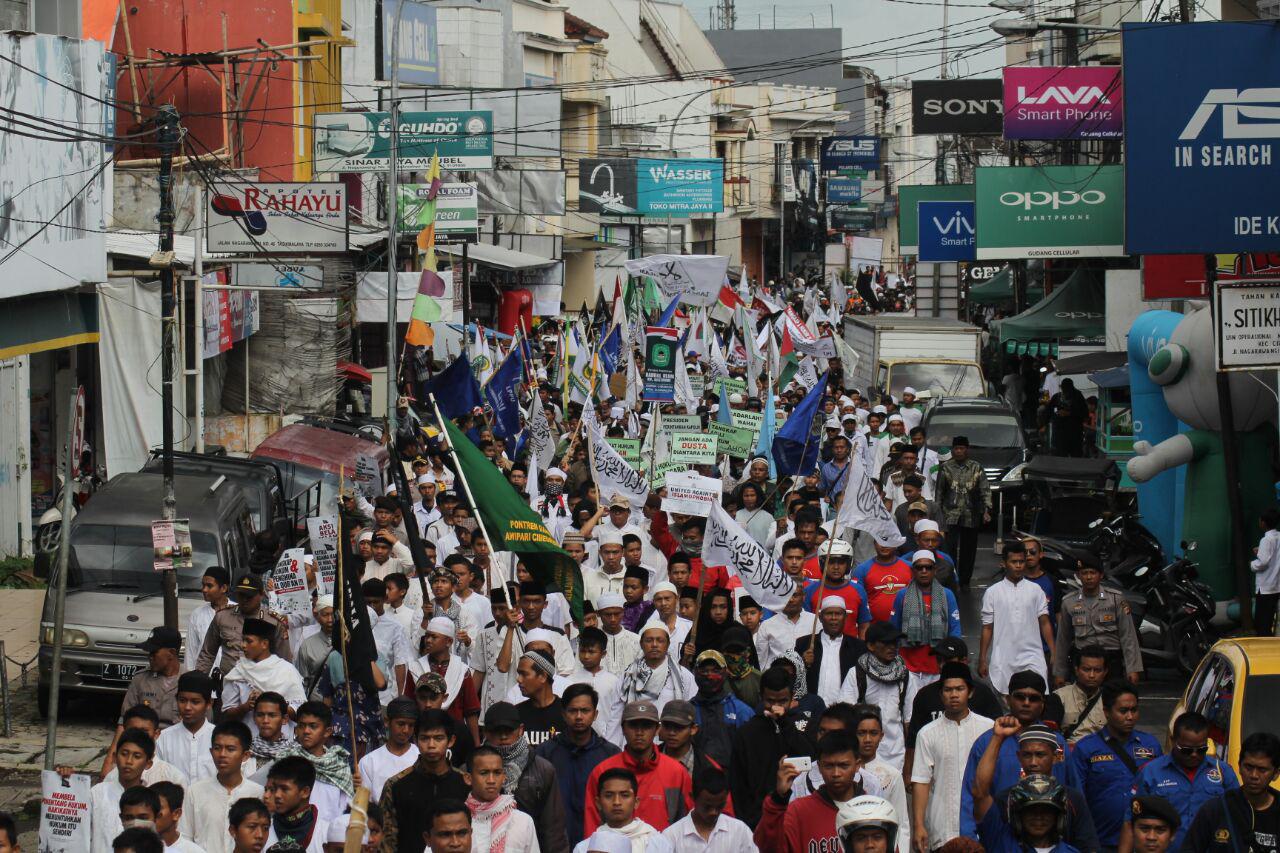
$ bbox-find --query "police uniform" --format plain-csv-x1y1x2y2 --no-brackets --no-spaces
1067,727,1163,848
1051,587,1143,682
1126,753,1241,851
194,604,290,676
120,670,182,725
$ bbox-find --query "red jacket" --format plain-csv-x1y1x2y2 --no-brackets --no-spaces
650,513,731,591
582,748,692,834
753,788,843,853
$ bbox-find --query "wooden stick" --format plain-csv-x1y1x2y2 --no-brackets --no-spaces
117,0,143,122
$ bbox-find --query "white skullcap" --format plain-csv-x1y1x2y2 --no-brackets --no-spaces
825,417,841,430
611,406,624,419
840,396,854,406
914,519,941,534
597,530,624,547
425,616,456,639
314,594,334,610
820,595,847,613
417,472,435,485
640,622,671,638
872,405,888,414
596,593,626,611
357,531,373,543
911,550,937,565
729,393,744,404
652,581,678,596
303,554,316,565
903,386,918,396
545,467,567,480
524,628,557,645
326,816,368,845
841,413,857,422
384,482,398,495
887,414,904,424
872,529,906,548
585,830,632,853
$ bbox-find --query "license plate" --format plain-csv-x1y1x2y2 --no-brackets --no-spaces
99,663,143,682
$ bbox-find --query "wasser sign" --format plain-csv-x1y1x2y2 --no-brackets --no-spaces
974,165,1124,260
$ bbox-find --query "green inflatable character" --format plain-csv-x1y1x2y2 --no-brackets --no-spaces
1127,306,1277,602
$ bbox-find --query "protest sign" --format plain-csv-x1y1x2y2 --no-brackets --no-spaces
354,453,382,499
660,414,701,432
649,460,685,489
606,437,641,467
717,377,748,398
708,421,756,459
703,503,795,610
642,326,679,402
689,373,706,399
734,410,765,441
41,770,91,853
670,433,718,465
661,471,723,517
271,548,312,618
306,516,339,595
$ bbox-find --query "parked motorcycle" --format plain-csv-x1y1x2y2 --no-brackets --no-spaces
33,451,102,577
1113,544,1216,675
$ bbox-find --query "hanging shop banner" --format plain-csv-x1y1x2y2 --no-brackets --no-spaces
820,136,880,169
642,326,679,401
314,110,494,171
232,263,324,290
398,182,478,236
205,183,348,253
1002,66,1123,140
898,184,974,254
974,165,1124,260
381,0,439,85
1123,21,1280,254
918,200,977,262
623,254,727,307
912,79,1004,135
1215,279,1280,370
201,280,260,360
827,176,862,203
579,158,724,215
670,432,718,465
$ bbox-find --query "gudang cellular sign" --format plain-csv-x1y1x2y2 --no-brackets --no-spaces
1002,66,1123,140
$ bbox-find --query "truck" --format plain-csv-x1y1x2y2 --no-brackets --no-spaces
842,315,987,400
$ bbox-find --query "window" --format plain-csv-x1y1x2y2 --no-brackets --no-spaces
1190,654,1235,754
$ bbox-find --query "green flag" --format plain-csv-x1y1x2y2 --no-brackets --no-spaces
438,412,585,619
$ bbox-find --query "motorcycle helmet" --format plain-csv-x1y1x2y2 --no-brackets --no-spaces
1007,773,1068,840
836,795,898,852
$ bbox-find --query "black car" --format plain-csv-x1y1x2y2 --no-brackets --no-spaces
920,397,1029,485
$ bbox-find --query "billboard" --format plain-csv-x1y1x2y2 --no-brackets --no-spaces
1123,22,1280,254
830,208,876,232
1216,280,1280,370
313,111,494,172
205,183,348,253
898,184,974,254
579,158,724,215
820,136,880,169
918,200,976,262
912,79,1004,135
1143,253,1280,300
420,88,561,158
381,0,439,85
398,183,478,236
827,176,861,203
974,165,1124,259
1002,66,1123,140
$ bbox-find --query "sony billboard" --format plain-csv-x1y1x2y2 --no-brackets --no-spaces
912,79,1004,135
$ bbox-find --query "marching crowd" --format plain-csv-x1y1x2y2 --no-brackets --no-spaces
20,284,1280,853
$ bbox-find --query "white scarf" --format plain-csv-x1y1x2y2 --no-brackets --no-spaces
224,654,300,697
609,818,663,853
409,654,468,708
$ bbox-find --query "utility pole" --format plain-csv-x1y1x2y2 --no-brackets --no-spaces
156,104,180,631
385,0,409,443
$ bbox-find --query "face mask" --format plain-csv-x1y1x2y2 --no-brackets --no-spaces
544,480,564,497
695,671,726,693
724,653,752,679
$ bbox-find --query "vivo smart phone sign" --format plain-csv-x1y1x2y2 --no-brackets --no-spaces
1002,66,1123,140
917,200,977,262
1123,22,1280,254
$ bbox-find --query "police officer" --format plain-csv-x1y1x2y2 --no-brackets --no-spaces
1180,731,1280,852
193,574,290,677
1067,680,1163,852
1128,796,1178,853
120,625,183,727
1119,711,1240,853
1052,558,1142,688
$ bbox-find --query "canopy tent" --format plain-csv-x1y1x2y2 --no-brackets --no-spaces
967,267,1045,306
1003,340,1059,357
994,268,1105,343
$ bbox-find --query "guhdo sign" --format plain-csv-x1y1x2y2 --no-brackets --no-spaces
975,165,1124,260
205,182,348,253
918,200,976,262
820,136,880,169
1215,280,1280,370
1123,22,1280,254
313,111,494,171
578,158,724,215
1002,67,1123,140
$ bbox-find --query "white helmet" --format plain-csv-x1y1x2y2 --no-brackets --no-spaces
836,796,898,851
823,538,854,559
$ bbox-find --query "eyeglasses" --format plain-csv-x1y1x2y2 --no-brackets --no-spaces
1009,691,1044,703
1175,744,1210,756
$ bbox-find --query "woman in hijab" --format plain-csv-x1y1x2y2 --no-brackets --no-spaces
689,588,739,661
778,649,827,721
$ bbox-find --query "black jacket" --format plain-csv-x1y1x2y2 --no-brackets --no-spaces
1181,788,1280,853
730,710,818,828
795,633,867,696
515,752,571,853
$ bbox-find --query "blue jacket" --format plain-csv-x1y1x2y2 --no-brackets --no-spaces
1126,753,1240,851
536,731,620,848
1067,728,1162,846
960,728,1077,838
692,690,755,770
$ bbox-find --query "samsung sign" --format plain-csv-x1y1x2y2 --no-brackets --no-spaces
1123,22,1280,254
912,79,1004,135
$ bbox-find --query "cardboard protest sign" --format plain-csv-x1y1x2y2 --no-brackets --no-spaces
669,433,718,465
661,471,723,517
41,770,91,853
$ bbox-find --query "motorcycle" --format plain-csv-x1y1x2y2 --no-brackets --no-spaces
1112,543,1216,675
33,451,102,577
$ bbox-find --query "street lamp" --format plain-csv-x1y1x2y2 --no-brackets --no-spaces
990,17,1120,35
988,0,1031,10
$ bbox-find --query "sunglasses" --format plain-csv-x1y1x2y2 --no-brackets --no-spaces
1009,691,1044,703
1175,744,1210,756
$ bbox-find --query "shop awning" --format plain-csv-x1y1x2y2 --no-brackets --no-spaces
967,266,1045,306
0,290,98,359
1056,350,1127,375
436,243,556,270
995,268,1105,344
1003,340,1059,357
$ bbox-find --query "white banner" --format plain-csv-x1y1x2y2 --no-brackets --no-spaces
41,770,91,853
835,455,906,547
271,548,313,618
795,358,820,391
306,516,339,595
662,471,722,517
623,254,728,307
587,420,650,509
703,503,795,610
526,391,557,470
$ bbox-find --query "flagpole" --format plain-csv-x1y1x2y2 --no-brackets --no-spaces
428,393,511,609
333,509,361,765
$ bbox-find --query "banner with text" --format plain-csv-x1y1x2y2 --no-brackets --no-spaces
703,502,795,610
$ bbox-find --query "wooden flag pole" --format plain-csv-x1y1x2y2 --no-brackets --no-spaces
332,507,361,765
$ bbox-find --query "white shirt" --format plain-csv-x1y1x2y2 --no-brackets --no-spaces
582,565,627,607
574,820,671,853
265,812,330,853
471,624,518,714
90,776,124,853
601,627,642,677
104,757,188,788
981,577,1050,693
817,632,844,705
414,501,442,537
358,743,419,803
911,710,995,850
471,803,540,853
862,758,911,853
661,813,759,853
156,719,217,783
370,608,413,705
178,776,265,853
458,590,494,635
838,664,908,769
603,662,697,747
755,611,817,670
310,781,351,823
185,602,223,672
1254,529,1280,594
165,838,206,853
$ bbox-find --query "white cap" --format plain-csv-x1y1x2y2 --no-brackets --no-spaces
385,482,398,495
545,467,567,480
425,616,456,639
914,519,941,534
820,595,847,613
824,538,854,558
825,417,842,430
871,529,905,548
872,405,888,415
640,622,670,638
326,816,368,845
315,594,334,610
729,393,744,404
611,406,624,419
357,531,374,543
525,628,557,646
585,830,632,853
911,550,937,565
596,593,625,611
597,530,624,547
652,581,678,596
841,413,857,423
903,386,917,396
417,472,435,485
887,414,904,424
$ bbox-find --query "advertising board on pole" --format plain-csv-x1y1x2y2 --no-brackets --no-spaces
1215,279,1280,370
819,136,880,169
898,184,974,255
381,0,439,85
917,200,977,262
398,182,478,236
579,158,724,215
314,111,494,171
1002,66,1123,140
206,183,348,253
912,79,1005,135
974,165,1124,260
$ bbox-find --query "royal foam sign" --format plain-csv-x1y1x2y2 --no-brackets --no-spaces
1003,66,1123,140
205,182,348,253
